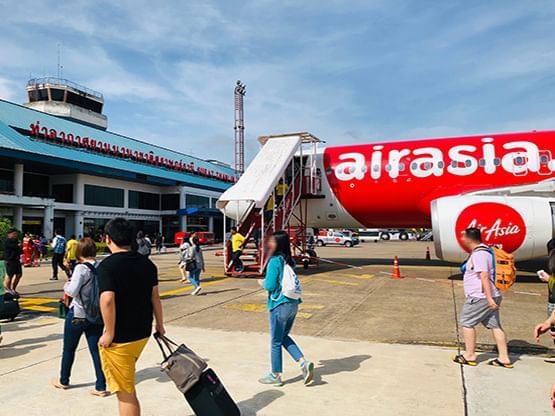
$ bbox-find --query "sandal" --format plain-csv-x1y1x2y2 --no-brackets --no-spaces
453,354,477,366
51,378,69,390
488,359,513,369
544,356,555,364
90,389,110,397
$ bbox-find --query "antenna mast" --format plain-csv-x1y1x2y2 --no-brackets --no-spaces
234,80,246,177
57,43,63,78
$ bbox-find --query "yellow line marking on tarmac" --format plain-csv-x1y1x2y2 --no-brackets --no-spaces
342,273,374,280
312,278,359,286
19,297,58,313
159,278,230,298
223,303,321,319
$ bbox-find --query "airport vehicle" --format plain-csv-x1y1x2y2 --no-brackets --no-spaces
217,131,555,276
316,229,359,247
174,231,215,246
379,229,415,241
357,229,382,242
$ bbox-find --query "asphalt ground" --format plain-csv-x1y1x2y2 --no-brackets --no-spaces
12,241,554,354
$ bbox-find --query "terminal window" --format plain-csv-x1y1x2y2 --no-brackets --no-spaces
161,193,180,210
0,169,13,193
84,184,124,207
186,194,210,208
52,184,74,203
128,190,160,210
23,173,49,197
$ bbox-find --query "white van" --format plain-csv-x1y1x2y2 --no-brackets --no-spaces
357,229,381,243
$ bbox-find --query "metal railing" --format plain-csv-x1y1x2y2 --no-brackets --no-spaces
27,77,104,100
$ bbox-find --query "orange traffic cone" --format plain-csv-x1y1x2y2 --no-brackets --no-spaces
425,246,431,261
392,256,402,279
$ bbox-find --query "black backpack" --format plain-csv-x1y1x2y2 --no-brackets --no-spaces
79,263,103,325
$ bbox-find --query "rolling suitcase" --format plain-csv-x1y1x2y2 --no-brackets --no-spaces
184,368,241,416
0,293,20,321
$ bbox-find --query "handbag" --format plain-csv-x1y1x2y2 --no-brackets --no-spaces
185,259,197,272
154,333,207,393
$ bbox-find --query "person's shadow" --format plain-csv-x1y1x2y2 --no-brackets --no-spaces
238,390,285,416
283,354,371,386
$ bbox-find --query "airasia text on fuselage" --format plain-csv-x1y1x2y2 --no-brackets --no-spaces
333,137,551,182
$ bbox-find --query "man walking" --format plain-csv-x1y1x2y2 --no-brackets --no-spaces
4,228,22,296
51,230,70,281
98,218,165,416
453,227,513,368
230,226,245,273
65,234,78,274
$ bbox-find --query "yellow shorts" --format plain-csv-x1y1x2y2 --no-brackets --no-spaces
99,337,149,393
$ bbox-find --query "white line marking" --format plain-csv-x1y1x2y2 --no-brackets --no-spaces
514,291,541,296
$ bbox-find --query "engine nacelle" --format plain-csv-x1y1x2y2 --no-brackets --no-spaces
431,195,554,262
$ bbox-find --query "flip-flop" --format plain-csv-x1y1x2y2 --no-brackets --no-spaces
51,379,69,390
453,354,477,366
90,389,110,397
488,359,513,369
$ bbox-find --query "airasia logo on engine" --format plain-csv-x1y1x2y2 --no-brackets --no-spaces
455,202,526,253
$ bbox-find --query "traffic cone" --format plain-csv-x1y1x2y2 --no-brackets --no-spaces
392,256,402,279
425,246,431,261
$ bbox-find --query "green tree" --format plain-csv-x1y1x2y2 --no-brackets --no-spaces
0,217,14,260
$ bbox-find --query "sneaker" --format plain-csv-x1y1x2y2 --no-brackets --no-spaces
49,277,58,281
258,373,283,387
302,361,314,385
192,287,202,296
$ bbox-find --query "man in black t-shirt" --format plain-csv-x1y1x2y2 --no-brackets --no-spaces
98,218,165,416
4,228,23,296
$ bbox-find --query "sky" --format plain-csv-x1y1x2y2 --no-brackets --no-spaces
1,0,555,166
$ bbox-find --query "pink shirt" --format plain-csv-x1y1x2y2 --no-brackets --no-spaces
463,246,501,299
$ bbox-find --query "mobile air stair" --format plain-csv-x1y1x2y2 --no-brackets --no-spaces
216,132,322,277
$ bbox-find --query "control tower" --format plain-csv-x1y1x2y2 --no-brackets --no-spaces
24,77,108,130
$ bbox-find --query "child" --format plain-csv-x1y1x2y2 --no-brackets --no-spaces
178,241,192,283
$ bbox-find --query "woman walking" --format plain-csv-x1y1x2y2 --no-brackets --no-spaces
259,230,314,387
188,236,205,296
51,237,108,397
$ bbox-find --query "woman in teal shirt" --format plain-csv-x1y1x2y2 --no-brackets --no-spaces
259,230,314,387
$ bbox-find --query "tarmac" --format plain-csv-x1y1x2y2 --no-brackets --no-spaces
1,241,554,415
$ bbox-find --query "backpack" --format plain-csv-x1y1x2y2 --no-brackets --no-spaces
53,236,66,254
463,245,517,292
79,263,103,325
271,256,302,301
137,238,152,256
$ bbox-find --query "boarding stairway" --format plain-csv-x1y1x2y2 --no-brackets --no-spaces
216,133,322,277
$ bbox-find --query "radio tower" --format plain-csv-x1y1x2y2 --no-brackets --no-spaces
234,80,246,177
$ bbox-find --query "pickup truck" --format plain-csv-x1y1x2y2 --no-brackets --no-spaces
316,230,359,247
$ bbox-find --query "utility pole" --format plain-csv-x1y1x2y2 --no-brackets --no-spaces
234,80,246,177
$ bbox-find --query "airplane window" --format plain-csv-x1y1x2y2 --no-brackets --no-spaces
399,163,406,171
479,159,486,166
515,156,524,165
450,160,457,168
424,162,432,170
385,164,391,172
494,158,501,166
438,161,444,169
411,162,418,170
541,155,549,163
465,160,472,167
373,165,380,172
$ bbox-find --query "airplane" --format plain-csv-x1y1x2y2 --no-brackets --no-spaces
218,130,555,272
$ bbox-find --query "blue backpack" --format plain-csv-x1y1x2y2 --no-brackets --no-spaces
79,263,103,325
53,236,66,254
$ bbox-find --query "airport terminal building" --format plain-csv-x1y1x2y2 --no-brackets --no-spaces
0,78,235,241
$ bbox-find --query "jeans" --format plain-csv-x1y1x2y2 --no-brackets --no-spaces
270,302,303,373
51,253,68,278
232,250,243,271
60,309,106,391
189,267,201,288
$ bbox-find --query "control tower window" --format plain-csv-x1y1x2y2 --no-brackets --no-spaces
50,88,65,102
29,88,49,102
66,91,103,113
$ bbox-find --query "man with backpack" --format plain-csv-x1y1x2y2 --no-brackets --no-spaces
98,218,165,416
51,230,70,281
453,227,513,368
136,230,152,257
51,237,107,397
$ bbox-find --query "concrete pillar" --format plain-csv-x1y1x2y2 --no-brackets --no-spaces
74,175,84,204
73,212,84,238
14,163,24,196
208,216,214,233
43,205,54,238
179,187,187,231
13,206,23,230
